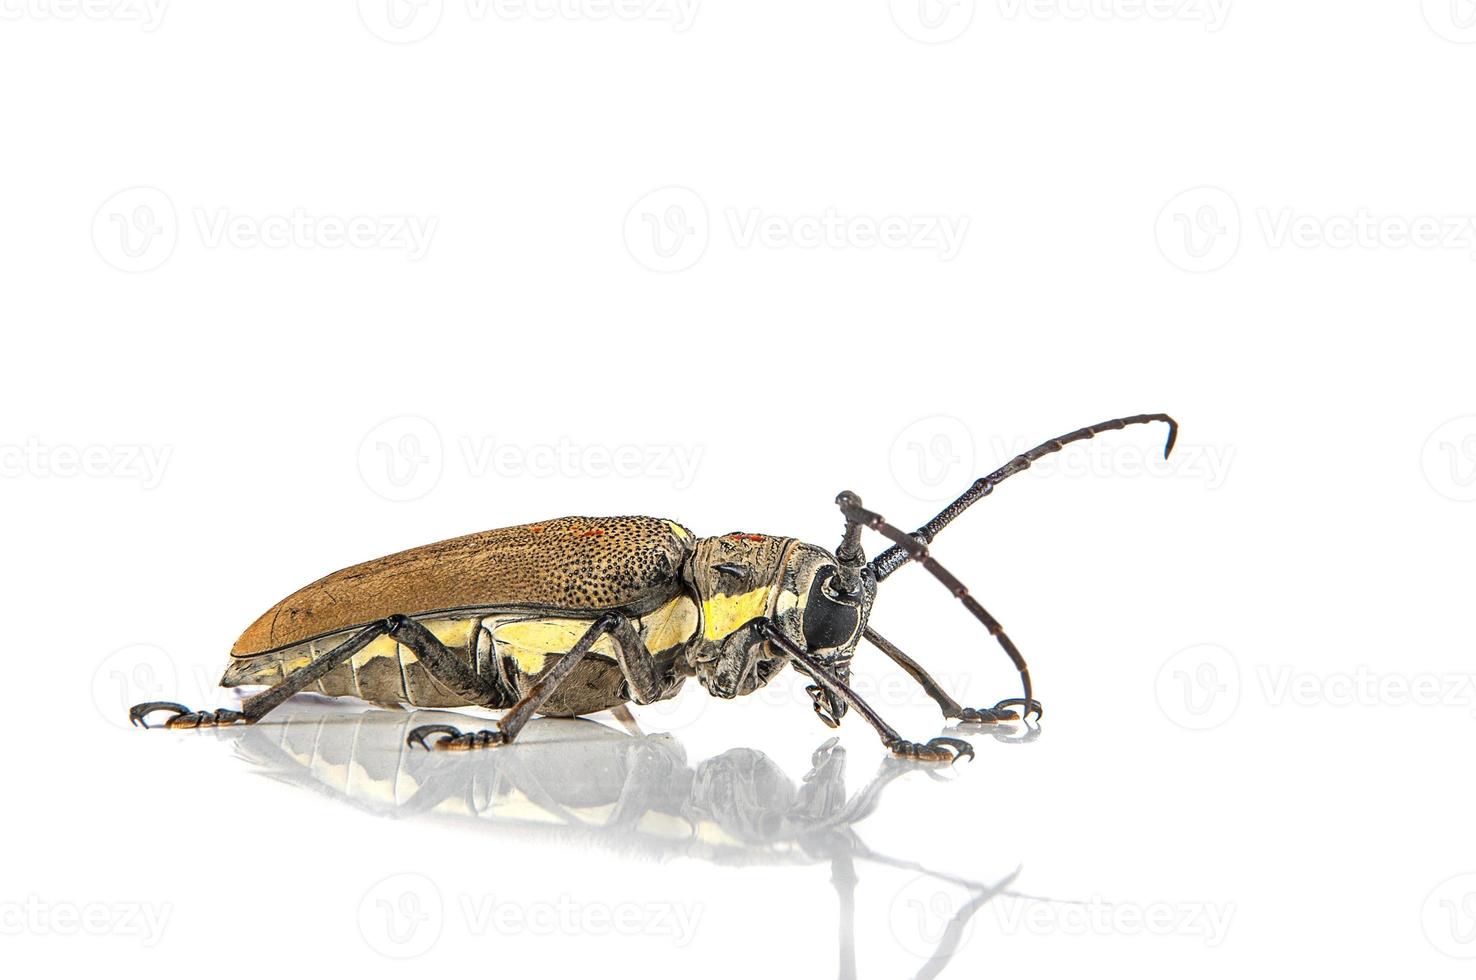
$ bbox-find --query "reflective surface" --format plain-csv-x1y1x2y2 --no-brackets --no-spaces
222,701,1040,977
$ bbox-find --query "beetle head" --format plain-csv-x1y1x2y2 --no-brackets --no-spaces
772,542,875,728
685,534,874,725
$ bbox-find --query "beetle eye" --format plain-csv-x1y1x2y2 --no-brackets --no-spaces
802,569,859,650
714,561,750,580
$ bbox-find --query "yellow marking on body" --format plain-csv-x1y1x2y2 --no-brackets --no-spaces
693,819,745,847
427,618,475,650
775,590,801,615
666,521,691,540
493,618,620,676
702,586,772,640
636,810,696,839
641,595,699,653
351,634,402,669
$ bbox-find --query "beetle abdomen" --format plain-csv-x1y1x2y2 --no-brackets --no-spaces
221,615,508,708
230,516,695,657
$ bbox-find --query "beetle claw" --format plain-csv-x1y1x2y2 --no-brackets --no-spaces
955,705,1020,724
407,724,508,752
993,697,1044,722
129,702,246,729
889,735,975,765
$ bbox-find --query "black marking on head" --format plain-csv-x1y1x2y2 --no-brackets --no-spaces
802,569,860,651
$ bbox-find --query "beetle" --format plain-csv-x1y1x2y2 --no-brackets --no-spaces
131,413,1177,763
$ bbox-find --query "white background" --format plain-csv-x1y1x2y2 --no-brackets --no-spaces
3,2,1475,976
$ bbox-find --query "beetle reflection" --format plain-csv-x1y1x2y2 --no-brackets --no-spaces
221,701,1040,978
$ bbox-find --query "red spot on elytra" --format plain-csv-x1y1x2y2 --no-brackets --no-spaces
581,528,606,537
529,525,545,533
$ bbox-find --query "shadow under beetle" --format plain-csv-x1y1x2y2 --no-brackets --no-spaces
131,413,1177,763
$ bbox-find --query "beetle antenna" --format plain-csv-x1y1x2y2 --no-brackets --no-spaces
870,413,1178,581
836,495,1037,715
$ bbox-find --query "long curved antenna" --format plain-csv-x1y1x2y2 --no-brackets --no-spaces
871,413,1178,581
836,494,1037,716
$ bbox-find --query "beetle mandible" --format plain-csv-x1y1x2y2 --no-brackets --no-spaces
130,413,1177,763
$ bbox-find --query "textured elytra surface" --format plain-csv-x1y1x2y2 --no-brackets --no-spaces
230,516,695,656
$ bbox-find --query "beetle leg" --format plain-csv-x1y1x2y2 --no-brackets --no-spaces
129,702,247,729
407,613,622,752
129,619,393,730
755,620,975,765
835,493,1041,720
863,626,1043,724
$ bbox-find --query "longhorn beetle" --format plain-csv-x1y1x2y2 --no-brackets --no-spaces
131,413,1177,763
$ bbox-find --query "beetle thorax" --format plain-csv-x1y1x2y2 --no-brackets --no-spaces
683,533,795,699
